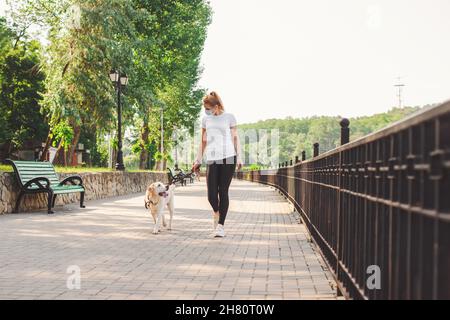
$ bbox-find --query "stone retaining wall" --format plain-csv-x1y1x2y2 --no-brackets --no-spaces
0,171,168,214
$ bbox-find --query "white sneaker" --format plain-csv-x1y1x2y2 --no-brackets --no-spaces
214,224,225,238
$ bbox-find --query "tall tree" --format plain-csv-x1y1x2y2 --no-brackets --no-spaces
25,0,144,164
125,0,211,170
6,0,212,168
0,17,47,159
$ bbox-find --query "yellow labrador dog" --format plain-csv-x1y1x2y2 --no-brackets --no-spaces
144,182,175,234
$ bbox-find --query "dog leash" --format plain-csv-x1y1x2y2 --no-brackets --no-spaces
145,167,197,209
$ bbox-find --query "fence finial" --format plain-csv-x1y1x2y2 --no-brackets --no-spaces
340,118,350,145
301,151,306,161
313,143,319,157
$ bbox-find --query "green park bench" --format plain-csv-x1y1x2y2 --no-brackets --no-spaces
5,159,86,214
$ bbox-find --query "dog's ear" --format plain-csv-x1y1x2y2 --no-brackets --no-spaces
148,184,157,198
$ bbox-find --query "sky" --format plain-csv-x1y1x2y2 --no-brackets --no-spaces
198,0,450,123
1,1,450,124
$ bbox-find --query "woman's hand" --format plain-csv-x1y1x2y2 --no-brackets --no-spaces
236,158,243,171
191,161,201,173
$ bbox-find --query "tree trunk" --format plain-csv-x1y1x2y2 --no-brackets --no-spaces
111,145,117,169
52,139,64,165
1,141,12,160
155,138,165,171
139,121,149,170
155,159,167,171
40,130,53,161
67,125,81,166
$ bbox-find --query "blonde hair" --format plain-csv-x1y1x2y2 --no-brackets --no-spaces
203,91,224,112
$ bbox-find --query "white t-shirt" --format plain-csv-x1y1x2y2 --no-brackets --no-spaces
201,112,237,161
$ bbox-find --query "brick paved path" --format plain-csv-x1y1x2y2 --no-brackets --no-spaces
0,179,338,300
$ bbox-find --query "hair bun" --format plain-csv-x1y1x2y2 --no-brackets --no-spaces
203,90,224,111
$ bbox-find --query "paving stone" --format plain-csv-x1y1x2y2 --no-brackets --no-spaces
0,180,337,300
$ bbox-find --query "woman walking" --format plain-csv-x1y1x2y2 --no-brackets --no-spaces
192,91,243,237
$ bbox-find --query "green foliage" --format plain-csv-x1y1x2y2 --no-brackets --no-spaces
51,119,74,151
154,151,163,161
92,140,109,167
0,17,48,151
131,142,142,154
39,0,143,132
1,0,212,169
247,164,261,171
239,106,421,164
129,0,212,169
124,153,140,170
78,125,109,167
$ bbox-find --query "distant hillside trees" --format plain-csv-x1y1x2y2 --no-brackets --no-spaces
239,106,423,165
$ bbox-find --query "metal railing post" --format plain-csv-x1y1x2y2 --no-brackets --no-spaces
340,118,350,145
313,143,319,157
233,101,450,300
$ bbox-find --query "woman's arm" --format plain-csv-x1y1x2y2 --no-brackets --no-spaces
192,128,207,172
231,126,243,170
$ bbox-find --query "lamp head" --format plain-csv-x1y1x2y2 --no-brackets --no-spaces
109,70,119,83
120,73,128,86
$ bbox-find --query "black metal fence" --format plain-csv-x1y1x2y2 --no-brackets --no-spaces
236,101,450,300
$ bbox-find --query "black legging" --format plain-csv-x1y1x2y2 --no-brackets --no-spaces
206,155,236,226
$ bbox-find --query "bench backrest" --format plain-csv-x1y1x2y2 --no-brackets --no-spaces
7,160,60,187
167,168,174,184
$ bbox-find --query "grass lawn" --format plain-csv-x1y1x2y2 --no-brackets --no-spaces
0,164,164,174
0,164,13,172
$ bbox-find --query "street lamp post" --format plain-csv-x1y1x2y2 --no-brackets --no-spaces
110,70,128,171
160,105,164,171
172,131,178,167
